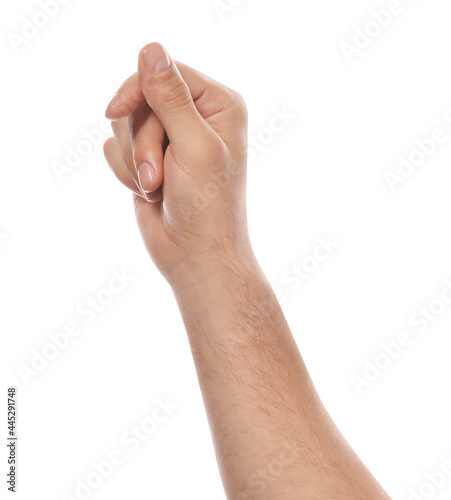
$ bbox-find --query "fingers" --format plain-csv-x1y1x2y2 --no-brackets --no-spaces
111,111,165,202
103,137,141,196
103,136,163,203
105,61,230,121
104,73,144,121
104,50,246,149
111,117,134,166
130,105,165,196
110,117,143,194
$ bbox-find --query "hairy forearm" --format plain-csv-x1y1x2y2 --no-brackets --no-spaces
172,250,390,500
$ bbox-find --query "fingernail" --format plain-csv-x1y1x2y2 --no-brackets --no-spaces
137,162,156,193
142,43,171,75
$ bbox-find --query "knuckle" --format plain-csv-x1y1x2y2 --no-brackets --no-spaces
225,88,248,120
159,77,193,111
103,136,117,157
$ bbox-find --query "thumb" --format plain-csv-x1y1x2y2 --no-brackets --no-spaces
138,43,209,150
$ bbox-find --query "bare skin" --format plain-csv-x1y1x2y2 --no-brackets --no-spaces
103,42,391,500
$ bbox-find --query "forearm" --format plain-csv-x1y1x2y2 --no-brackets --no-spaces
172,249,390,500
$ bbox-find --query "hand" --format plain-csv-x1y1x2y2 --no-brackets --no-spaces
103,43,253,287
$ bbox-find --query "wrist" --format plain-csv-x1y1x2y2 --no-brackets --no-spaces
168,242,261,297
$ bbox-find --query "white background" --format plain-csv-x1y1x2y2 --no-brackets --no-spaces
2,0,451,499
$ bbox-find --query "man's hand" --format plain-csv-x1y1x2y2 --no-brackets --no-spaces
103,42,252,287
103,43,391,500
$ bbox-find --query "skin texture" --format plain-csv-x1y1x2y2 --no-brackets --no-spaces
104,42,392,500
